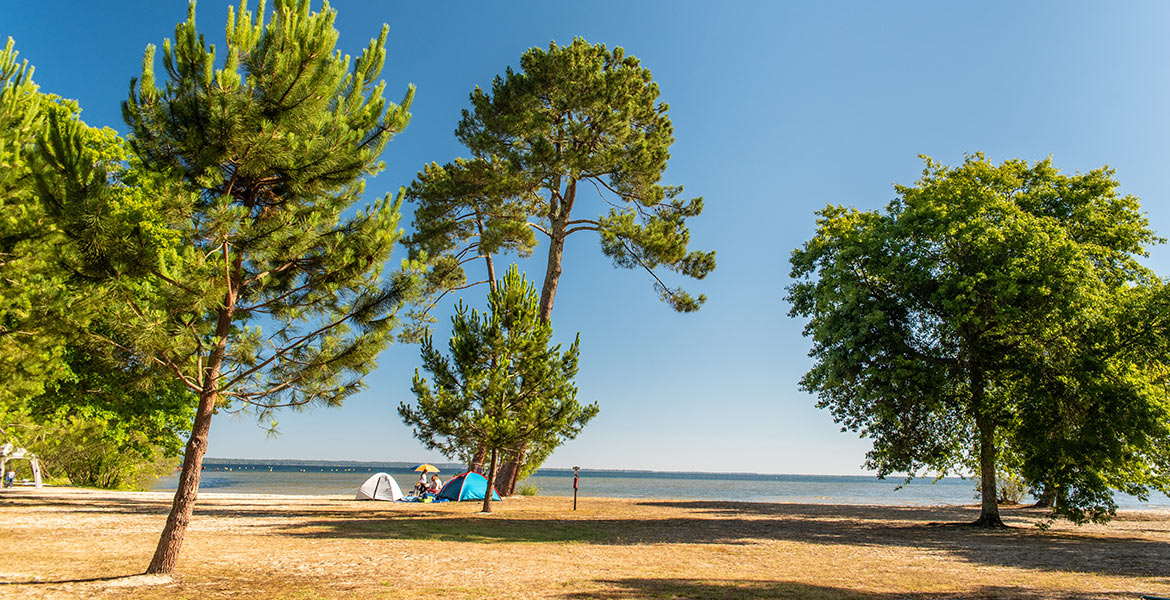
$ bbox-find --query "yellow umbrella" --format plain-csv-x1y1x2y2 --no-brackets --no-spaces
412,463,440,473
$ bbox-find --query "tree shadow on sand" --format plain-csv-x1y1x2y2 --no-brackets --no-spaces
0,574,138,585
9,492,1169,580
271,501,1170,578
561,578,1147,600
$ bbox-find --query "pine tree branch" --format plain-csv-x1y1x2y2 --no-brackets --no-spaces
149,268,202,297
243,280,319,313
218,294,394,393
238,257,305,289
612,235,688,305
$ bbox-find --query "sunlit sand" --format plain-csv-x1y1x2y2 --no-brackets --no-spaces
2,487,1168,599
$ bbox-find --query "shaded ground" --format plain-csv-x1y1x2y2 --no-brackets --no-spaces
1,487,1167,599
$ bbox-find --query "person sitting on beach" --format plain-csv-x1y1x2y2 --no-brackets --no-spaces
414,472,429,496
427,474,443,494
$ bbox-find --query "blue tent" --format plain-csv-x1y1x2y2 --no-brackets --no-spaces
437,471,501,502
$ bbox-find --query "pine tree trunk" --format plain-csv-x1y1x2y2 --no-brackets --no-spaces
537,207,568,323
469,445,487,474
482,447,499,514
476,217,497,290
497,181,576,496
491,457,512,495
504,453,524,495
972,406,1004,527
146,390,217,574
147,297,235,574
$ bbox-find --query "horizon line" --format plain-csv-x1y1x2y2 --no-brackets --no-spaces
201,456,945,479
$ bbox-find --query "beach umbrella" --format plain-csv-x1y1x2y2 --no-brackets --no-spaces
413,463,440,473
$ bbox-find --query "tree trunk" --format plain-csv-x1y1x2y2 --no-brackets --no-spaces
482,447,499,514
494,449,524,496
494,452,519,496
537,207,568,323
1034,484,1058,509
146,390,217,573
972,408,1005,528
476,217,497,290
498,181,577,496
147,293,235,574
504,452,524,495
469,445,487,474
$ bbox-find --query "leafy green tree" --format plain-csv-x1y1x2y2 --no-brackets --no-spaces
400,266,598,513
0,38,74,407
20,347,195,489
37,0,414,573
1010,282,1170,523
0,39,195,494
406,38,713,492
787,154,1168,526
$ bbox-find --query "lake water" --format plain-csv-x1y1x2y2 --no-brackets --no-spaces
151,461,1170,510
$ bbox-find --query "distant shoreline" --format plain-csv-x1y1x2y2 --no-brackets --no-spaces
200,457,888,479
183,459,1170,510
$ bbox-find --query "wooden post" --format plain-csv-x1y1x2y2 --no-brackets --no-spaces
573,466,579,511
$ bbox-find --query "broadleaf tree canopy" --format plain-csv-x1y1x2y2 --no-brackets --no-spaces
787,154,1170,526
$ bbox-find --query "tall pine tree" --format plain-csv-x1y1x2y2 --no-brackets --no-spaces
405,38,714,492
37,0,414,573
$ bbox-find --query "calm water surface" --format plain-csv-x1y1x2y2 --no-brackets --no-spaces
151,462,1170,510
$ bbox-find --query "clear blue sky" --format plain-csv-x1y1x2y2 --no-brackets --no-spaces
7,1,1170,475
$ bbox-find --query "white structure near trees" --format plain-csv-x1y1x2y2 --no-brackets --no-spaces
0,441,43,488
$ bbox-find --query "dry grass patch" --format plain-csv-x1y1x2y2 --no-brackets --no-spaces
1,487,1167,599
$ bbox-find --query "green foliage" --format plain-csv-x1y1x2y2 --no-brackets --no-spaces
0,38,193,492
2,346,195,490
29,0,415,571
38,0,415,418
0,39,72,406
787,154,1169,523
516,482,541,496
1011,282,1170,522
405,37,710,492
405,37,714,327
399,266,598,482
974,469,1028,505
24,417,181,490
0,37,40,193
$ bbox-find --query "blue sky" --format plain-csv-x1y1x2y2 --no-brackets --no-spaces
7,1,1170,474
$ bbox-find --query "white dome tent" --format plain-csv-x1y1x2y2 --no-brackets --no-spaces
355,472,402,501
1,441,43,489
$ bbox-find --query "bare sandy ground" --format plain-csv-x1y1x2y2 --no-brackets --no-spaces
1,486,1168,599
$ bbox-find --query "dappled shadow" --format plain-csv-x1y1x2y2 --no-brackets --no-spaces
275,507,1170,578
562,578,1148,600
0,492,379,521
8,491,1170,580
0,574,141,585
636,499,985,522
565,578,879,599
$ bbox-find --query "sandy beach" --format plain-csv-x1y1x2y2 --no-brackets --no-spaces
1,487,1168,599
